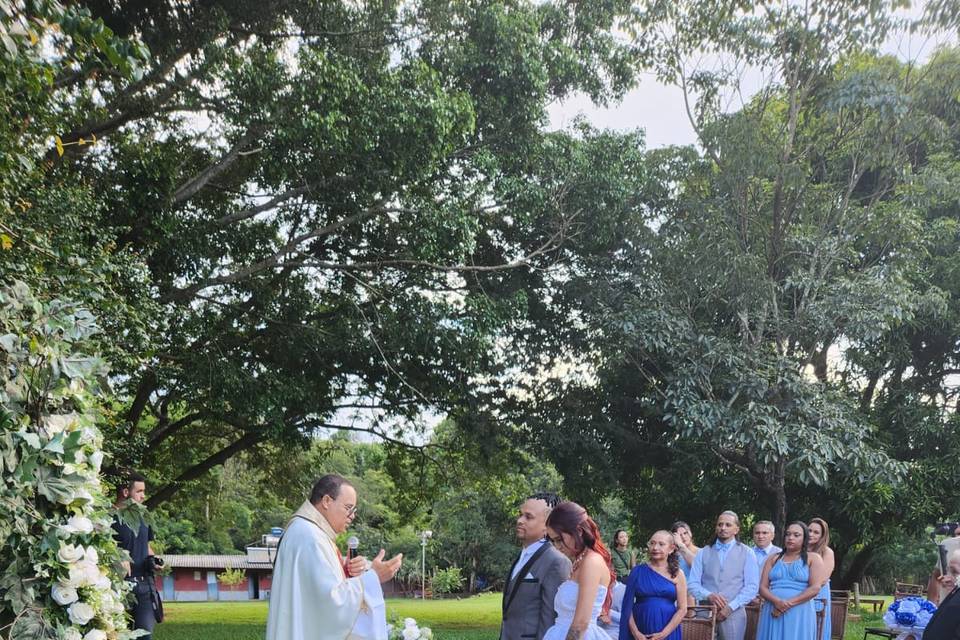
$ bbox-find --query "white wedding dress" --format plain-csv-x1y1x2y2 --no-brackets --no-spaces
543,580,610,640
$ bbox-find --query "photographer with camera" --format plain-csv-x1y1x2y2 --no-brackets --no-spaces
112,471,163,639
928,522,960,606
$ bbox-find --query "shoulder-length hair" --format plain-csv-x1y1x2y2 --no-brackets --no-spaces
808,517,831,554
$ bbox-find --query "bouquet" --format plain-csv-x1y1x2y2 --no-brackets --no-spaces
388,617,434,640
882,596,938,640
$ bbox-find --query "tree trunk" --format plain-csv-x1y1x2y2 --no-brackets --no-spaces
837,544,877,590
772,483,788,544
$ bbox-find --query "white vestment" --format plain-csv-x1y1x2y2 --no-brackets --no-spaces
266,501,387,640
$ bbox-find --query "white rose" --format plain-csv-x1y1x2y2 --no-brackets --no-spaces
51,583,79,605
94,572,112,590
63,628,83,640
74,449,87,464
79,427,97,444
57,543,84,564
84,546,99,564
77,560,100,586
404,619,417,627
402,626,421,640
60,567,83,589
83,629,107,640
421,628,433,640
67,601,95,625
89,451,104,470
64,515,94,535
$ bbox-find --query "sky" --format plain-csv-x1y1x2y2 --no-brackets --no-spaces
547,2,957,148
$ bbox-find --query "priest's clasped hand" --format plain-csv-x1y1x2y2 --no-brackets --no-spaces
371,549,403,583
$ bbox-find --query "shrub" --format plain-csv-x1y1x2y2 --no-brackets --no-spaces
218,568,246,587
431,567,465,595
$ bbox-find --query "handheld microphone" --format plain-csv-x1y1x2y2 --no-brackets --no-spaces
347,536,360,560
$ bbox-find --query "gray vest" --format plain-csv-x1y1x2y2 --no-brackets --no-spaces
701,541,750,600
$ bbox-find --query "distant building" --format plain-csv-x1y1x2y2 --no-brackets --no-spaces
158,528,401,602
159,553,275,601
158,528,281,602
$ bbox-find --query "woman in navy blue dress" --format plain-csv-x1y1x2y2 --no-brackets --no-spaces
620,531,688,640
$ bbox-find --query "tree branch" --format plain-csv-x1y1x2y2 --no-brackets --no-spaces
147,411,204,447
172,126,266,204
161,204,393,302
145,430,266,508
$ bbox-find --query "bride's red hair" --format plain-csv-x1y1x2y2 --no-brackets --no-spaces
545,501,616,615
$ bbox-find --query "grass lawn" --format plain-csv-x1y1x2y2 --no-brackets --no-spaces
153,593,890,640
154,595,501,640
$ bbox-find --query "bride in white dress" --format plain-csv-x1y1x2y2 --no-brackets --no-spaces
543,501,618,640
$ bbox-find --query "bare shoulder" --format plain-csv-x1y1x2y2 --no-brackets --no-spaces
807,553,824,567
580,550,610,575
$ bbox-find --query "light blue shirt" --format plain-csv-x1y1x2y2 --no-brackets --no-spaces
688,540,760,611
753,544,782,568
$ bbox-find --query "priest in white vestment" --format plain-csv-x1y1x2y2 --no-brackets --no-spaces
266,474,403,640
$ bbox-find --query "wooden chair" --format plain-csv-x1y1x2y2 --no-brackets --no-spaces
682,605,716,640
744,600,762,640
895,583,924,597
830,591,850,640
863,583,926,640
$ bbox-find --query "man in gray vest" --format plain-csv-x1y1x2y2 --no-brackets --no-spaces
501,492,572,640
688,510,759,640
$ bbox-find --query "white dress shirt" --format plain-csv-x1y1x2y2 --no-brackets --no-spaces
512,539,546,579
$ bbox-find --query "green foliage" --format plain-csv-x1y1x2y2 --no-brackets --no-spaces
0,282,137,639
217,568,246,587
2,0,650,510
431,567,465,595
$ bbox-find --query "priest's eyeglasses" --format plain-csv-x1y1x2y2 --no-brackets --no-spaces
343,504,358,517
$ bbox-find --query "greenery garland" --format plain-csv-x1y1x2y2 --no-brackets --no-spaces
0,282,142,639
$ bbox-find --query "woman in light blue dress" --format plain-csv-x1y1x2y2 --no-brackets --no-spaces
808,518,835,640
671,521,700,608
757,522,825,640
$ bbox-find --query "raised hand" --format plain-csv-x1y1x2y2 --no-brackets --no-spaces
371,549,403,583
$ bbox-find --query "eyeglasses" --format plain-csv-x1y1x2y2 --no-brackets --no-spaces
343,504,358,517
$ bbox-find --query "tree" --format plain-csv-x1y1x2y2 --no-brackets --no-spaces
493,1,960,544
3,0,646,505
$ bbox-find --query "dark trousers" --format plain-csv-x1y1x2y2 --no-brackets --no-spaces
131,579,157,638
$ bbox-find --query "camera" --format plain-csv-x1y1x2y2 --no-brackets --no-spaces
144,555,164,576
933,522,960,536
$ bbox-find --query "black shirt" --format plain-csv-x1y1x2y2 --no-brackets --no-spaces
112,516,154,577
925,587,960,640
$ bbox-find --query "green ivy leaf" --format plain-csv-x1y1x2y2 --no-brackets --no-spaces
15,431,40,450
35,467,74,504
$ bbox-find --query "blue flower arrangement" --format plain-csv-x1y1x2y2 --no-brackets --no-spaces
883,597,938,635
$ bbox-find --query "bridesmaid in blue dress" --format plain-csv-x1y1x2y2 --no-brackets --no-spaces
620,531,688,640
670,521,701,579
807,518,835,640
757,522,826,640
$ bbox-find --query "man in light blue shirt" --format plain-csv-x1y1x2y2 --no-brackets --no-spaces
751,520,782,570
688,510,759,640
